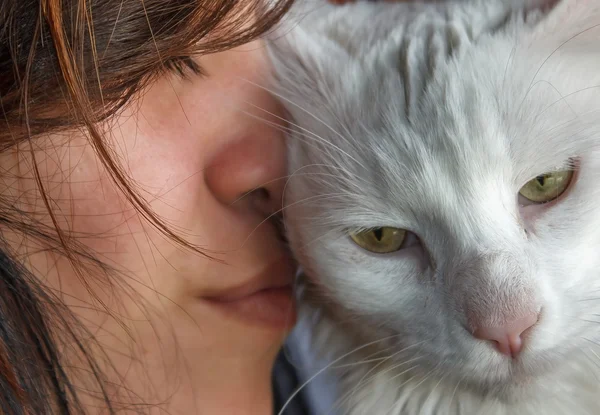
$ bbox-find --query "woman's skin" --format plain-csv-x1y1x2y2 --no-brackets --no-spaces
3,39,295,414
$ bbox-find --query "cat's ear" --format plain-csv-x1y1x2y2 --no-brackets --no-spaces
266,24,351,106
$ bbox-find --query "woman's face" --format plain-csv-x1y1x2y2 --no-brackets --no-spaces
6,40,296,413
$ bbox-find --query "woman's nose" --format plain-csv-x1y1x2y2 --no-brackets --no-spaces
204,131,287,217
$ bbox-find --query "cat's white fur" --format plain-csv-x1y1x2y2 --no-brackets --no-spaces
268,0,600,414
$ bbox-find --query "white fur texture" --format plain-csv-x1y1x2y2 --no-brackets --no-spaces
268,0,600,414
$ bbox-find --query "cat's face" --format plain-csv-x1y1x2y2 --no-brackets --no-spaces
269,0,600,400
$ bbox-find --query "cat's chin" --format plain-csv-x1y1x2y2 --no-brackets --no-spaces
460,370,546,403
452,352,569,403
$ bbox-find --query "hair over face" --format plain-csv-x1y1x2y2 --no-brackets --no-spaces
0,0,294,412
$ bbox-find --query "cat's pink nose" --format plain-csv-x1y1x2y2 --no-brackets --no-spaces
472,313,539,358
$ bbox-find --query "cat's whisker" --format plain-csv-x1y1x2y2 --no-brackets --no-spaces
228,169,359,208
276,333,407,415
237,76,369,171
520,23,600,116
196,78,369,182
237,108,361,173
388,364,420,384
447,374,466,414
240,110,354,171
420,367,451,414
319,96,366,158
536,84,600,120
198,97,370,208
332,355,393,369
295,226,347,253
232,192,351,253
241,99,367,171
381,366,426,415
357,355,423,390
283,192,352,210
284,162,369,193
579,350,600,384
581,346,600,369
582,336,600,349
501,40,518,91
405,366,436,393
330,343,401,369
282,145,370,206
531,80,579,121
575,343,600,384
328,344,426,414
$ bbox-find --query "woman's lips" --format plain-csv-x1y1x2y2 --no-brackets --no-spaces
205,286,296,328
202,256,297,329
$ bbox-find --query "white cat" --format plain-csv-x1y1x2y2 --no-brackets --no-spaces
267,0,600,414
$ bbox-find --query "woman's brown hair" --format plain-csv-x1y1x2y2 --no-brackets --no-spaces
0,0,293,412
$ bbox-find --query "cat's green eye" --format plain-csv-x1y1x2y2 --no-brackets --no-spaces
349,227,406,254
518,170,574,204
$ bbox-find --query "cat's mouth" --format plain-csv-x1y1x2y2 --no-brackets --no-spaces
455,350,560,399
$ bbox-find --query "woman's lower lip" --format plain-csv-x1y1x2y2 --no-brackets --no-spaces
205,286,297,329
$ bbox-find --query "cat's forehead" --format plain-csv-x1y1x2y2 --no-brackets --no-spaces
364,23,600,181
338,0,600,169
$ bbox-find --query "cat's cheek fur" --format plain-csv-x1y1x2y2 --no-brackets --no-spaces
532,154,600,349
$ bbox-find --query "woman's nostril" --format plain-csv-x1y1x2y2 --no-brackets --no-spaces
272,213,288,244
255,187,271,201
246,187,275,216
247,190,288,242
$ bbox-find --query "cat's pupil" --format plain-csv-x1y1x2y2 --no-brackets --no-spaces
536,175,546,186
373,228,384,241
